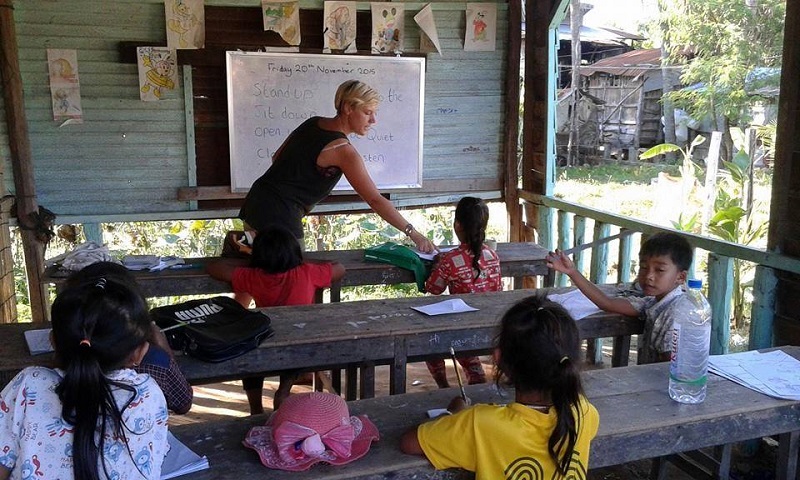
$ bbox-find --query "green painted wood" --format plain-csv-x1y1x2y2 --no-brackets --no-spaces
522,192,800,276
750,266,777,349
708,253,734,355
588,222,612,364
81,223,103,244
556,210,571,287
618,228,632,284
538,206,555,252
573,215,587,274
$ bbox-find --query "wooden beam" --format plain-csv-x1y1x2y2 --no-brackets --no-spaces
0,0,48,322
504,0,522,242
177,178,502,201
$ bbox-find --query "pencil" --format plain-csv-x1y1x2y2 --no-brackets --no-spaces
449,346,467,401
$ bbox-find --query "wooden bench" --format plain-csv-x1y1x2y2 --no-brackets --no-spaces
170,345,800,480
40,242,551,300
0,288,641,396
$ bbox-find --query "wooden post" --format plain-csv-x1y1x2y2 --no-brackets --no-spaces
749,265,776,349
0,0,49,322
587,222,611,365
556,210,570,287
503,0,522,242
0,196,17,323
707,253,733,355
617,229,632,284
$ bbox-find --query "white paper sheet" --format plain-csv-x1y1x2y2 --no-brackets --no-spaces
24,329,54,355
546,289,603,320
161,431,209,479
412,245,457,261
411,298,478,316
708,349,800,400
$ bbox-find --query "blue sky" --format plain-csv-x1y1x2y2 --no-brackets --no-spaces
582,0,657,32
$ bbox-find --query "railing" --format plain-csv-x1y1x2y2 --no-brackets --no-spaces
519,190,800,358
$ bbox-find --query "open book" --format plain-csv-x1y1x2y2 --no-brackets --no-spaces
161,431,209,479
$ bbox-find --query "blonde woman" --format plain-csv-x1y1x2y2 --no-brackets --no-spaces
238,80,436,253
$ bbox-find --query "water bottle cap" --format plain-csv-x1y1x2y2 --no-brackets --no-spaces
687,279,702,289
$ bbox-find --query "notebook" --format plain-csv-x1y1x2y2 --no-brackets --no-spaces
161,431,209,479
24,328,54,355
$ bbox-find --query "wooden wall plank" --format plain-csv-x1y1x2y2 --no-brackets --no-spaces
1,0,510,221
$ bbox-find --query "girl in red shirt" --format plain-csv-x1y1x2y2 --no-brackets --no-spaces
207,225,344,413
424,197,501,387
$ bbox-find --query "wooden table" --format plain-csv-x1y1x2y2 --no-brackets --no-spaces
41,242,550,299
0,289,640,397
170,346,800,480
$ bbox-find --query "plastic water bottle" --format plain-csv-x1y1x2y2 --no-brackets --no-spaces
668,279,712,404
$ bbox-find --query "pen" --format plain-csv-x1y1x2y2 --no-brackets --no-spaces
450,346,468,402
160,320,189,333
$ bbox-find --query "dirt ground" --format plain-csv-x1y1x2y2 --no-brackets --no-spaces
170,350,781,480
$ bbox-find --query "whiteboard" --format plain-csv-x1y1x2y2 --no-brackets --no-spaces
226,52,425,193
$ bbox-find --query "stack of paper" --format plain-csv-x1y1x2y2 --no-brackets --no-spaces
708,349,800,400
122,255,185,272
161,432,209,479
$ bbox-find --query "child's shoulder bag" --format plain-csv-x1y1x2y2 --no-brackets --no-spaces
150,296,274,363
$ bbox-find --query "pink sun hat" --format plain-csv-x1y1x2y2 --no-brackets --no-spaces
243,392,380,472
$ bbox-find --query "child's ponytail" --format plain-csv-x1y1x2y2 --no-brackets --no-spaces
455,197,489,278
51,277,151,480
549,354,583,477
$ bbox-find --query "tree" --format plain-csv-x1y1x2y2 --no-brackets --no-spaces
658,0,785,162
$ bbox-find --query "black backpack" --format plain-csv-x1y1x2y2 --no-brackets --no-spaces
150,296,274,363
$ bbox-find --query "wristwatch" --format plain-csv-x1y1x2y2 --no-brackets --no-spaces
403,223,415,235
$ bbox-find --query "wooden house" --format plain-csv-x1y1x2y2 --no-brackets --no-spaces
579,47,664,158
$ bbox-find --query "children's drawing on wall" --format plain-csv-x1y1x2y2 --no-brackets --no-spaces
165,0,205,49
414,4,442,55
137,47,178,102
323,1,357,53
371,3,404,55
47,49,83,124
464,3,496,52
262,0,301,46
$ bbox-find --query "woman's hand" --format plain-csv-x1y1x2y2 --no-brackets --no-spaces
410,230,436,254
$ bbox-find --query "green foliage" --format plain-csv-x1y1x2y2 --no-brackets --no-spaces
660,0,785,126
12,203,510,320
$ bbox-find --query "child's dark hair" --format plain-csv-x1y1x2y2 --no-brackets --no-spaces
51,277,152,480
494,296,584,477
250,225,303,273
455,196,490,278
640,232,693,271
64,260,140,292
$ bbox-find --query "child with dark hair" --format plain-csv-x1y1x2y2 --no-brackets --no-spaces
65,261,193,414
547,231,693,364
0,278,169,480
400,297,599,479
423,197,501,388
207,225,345,414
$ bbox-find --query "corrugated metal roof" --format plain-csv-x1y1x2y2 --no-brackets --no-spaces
580,48,662,77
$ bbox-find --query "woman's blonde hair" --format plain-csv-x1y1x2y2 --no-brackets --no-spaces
334,80,380,113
